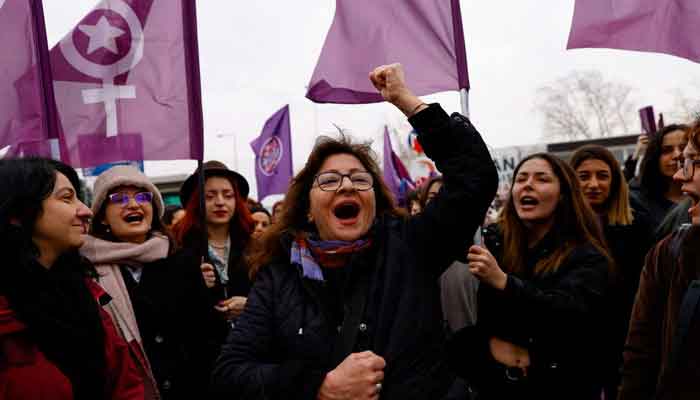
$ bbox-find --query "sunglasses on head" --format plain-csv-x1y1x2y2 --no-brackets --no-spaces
108,191,153,206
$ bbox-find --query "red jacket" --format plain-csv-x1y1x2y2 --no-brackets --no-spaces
0,280,144,400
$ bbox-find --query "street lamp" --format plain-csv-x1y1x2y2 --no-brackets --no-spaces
216,132,239,171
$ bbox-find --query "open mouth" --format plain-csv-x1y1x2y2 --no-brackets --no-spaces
73,224,88,234
519,196,539,206
123,213,144,223
333,201,361,220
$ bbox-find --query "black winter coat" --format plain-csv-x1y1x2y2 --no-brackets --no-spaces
450,228,610,400
178,235,253,304
598,211,654,399
123,253,229,399
210,104,499,400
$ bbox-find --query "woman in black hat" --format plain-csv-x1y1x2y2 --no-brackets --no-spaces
172,160,256,324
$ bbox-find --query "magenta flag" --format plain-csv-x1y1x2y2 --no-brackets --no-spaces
0,0,58,158
45,0,203,167
567,0,700,63
250,105,293,201
383,127,414,206
306,0,469,104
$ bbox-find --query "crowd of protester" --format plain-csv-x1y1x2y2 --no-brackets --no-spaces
1,63,700,400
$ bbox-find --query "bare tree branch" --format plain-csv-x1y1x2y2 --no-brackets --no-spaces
536,70,637,141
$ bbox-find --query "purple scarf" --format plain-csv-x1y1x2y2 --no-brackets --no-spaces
291,235,372,281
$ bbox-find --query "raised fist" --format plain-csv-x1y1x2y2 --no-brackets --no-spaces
369,63,424,117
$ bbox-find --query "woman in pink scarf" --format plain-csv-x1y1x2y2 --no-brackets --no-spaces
82,165,221,399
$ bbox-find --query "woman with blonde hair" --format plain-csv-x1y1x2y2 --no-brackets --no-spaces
570,145,653,399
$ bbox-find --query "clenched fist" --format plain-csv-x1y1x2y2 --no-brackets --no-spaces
201,262,216,288
215,296,247,320
369,63,425,117
467,245,508,290
317,351,386,400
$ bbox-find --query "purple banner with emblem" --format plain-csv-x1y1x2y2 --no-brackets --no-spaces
306,0,469,104
567,0,700,63
250,105,293,201
43,0,203,167
0,0,58,159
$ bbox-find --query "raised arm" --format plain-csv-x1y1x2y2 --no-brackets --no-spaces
370,63,498,275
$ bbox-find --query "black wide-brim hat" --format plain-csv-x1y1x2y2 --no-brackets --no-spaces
180,160,250,206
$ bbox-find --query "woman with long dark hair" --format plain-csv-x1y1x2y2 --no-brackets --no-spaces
632,124,688,227
570,145,653,399
0,158,142,399
451,153,612,399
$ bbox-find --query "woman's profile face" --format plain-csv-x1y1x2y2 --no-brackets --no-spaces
308,153,376,241
673,142,700,225
33,172,93,256
659,130,687,179
511,158,561,228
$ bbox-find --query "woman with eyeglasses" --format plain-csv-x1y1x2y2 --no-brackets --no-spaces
82,166,220,399
449,153,613,400
210,63,498,400
0,158,143,399
569,145,653,400
619,120,700,400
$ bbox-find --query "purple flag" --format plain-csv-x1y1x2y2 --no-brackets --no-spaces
306,0,469,104
567,0,700,63
44,0,203,167
639,106,656,134
383,127,413,206
250,105,293,201
0,0,58,158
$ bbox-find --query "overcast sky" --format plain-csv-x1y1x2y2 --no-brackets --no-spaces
41,1,700,202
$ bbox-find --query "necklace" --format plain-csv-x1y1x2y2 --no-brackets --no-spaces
209,240,227,249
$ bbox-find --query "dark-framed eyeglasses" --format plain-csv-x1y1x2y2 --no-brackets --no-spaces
108,191,153,206
677,158,700,180
313,171,374,192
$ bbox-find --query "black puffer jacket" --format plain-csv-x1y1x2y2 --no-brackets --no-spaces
451,227,610,400
210,104,498,400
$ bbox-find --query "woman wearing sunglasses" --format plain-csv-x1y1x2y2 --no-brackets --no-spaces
81,166,219,399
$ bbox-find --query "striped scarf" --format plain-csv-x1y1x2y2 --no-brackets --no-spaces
291,234,372,281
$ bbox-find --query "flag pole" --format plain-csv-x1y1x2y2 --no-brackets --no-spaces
460,88,481,244
460,88,470,118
